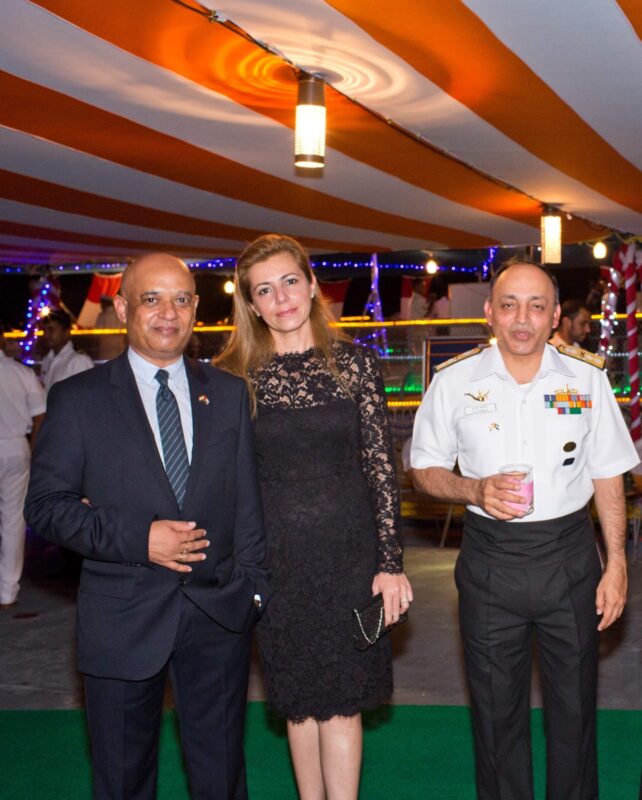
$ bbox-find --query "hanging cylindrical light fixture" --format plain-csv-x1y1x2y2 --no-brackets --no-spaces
295,74,326,170
540,208,562,264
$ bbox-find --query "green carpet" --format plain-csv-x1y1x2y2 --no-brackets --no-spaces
1,704,639,798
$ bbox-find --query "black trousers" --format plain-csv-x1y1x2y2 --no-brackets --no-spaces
456,511,602,800
84,593,252,800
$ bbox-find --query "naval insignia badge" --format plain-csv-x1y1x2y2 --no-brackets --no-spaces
544,386,591,415
198,394,210,405
464,390,490,402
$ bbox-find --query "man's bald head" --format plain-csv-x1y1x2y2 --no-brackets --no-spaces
119,254,195,300
114,253,198,367
490,257,559,305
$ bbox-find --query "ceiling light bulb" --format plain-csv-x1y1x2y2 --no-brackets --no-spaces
425,259,438,274
541,211,562,264
295,75,326,170
593,242,607,260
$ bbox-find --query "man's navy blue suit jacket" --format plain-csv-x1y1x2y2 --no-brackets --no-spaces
25,352,269,680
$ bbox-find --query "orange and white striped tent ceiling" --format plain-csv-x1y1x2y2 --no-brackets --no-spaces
1,0,641,265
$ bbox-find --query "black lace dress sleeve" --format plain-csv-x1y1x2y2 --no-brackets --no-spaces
351,346,404,574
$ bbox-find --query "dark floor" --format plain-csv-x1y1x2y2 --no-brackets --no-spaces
0,529,640,711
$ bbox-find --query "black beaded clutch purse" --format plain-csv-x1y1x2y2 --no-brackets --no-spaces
352,593,408,651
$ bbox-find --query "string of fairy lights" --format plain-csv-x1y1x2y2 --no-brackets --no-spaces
599,263,619,357
20,278,54,364
2,255,495,276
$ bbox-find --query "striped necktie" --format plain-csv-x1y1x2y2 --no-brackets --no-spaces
155,369,190,508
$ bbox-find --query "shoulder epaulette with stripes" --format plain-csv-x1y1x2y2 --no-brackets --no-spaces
556,343,605,370
435,344,490,373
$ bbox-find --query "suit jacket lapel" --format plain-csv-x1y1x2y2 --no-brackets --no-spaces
109,352,177,506
183,357,213,508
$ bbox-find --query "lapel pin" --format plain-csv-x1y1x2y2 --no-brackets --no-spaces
198,394,210,406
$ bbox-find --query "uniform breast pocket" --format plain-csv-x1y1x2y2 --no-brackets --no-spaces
543,411,590,467
456,409,505,475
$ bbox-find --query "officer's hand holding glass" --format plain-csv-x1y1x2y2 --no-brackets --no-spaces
477,463,534,520
499,464,533,515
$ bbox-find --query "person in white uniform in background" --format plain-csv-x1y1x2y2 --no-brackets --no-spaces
411,259,638,800
549,298,592,349
0,324,45,607
40,309,93,394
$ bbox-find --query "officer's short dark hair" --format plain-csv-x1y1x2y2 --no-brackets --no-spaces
559,299,589,322
489,256,559,305
44,309,72,330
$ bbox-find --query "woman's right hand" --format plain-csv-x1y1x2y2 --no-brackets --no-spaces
372,571,413,627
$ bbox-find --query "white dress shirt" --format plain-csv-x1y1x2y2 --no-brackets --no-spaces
127,348,193,466
411,343,639,522
0,351,46,440
41,340,93,395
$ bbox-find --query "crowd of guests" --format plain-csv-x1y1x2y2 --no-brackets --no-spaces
0,243,635,800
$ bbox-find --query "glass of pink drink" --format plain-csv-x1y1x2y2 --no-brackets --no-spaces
499,463,534,515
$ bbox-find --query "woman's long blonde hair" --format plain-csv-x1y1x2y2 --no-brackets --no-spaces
214,234,349,411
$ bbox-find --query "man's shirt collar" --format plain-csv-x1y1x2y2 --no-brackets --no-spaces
470,343,576,383
127,347,186,388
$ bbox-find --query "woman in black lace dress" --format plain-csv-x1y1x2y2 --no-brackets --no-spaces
216,235,412,799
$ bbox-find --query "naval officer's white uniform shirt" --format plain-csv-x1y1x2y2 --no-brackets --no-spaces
41,340,93,396
410,343,639,522
0,351,45,441
0,351,46,604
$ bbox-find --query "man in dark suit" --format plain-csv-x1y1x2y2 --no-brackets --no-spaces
25,254,268,799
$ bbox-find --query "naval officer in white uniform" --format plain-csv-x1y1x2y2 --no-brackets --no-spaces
40,309,93,395
411,259,638,800
0,325,45,607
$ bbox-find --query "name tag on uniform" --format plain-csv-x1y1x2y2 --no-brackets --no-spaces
464,403,497,416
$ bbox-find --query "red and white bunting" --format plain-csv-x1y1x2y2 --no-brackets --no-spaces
77,273,122,328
